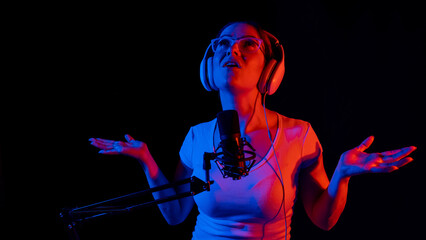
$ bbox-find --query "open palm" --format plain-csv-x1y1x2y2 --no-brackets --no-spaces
338,136,416,177
89,134,146,160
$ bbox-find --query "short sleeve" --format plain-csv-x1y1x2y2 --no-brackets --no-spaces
301,123,323,168
179,127,194,169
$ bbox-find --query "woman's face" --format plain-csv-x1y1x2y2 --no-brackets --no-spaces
212,23,265,94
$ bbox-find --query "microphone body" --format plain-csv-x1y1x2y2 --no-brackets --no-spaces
217,110,254,180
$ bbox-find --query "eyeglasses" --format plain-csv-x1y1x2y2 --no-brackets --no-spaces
210,36,263,54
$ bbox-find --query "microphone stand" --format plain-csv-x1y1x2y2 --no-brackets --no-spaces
60,154,215,240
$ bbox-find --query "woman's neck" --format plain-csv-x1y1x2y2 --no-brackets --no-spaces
219,89,264,135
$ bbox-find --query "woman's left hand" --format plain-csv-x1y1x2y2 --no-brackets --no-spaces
337,136,416,178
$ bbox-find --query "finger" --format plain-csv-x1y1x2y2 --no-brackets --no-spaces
99,149,120,155
373,157,414,173
90,140,114,149
382,146,417,157
356,136,375,152
91,139,123,150
371,165,399,173
382,157,413,168
94,138,116,144
380,149,403,157
382,146,417,162
125,134,135,142
90,138,115,147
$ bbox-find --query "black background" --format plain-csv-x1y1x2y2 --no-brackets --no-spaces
1,0,425,239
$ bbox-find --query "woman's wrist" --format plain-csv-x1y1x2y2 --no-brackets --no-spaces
328,162,351,197
138,147,160,179
335,156,353,179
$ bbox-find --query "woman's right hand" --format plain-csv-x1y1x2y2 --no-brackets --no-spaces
89,134,149,162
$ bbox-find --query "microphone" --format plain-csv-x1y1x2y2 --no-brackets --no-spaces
216,110,256,180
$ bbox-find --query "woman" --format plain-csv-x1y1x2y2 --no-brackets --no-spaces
89,22,416,239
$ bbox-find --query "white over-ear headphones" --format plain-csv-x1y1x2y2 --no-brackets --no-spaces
200,30,285,95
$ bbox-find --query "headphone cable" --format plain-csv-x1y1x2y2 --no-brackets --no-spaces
260,93,287,240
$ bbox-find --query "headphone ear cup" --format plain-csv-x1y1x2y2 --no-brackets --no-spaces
206,57,217,91
258,32,285,95
200,54,212,91
200,45,218,91
258,59,277,94
267,44,285,95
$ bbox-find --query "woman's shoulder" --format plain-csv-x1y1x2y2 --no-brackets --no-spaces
277,112,311,130
190,117,217,135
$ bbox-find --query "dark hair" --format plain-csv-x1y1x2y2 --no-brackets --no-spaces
216,21,274,61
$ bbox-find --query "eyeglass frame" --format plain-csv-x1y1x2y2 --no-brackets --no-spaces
210,36,264,54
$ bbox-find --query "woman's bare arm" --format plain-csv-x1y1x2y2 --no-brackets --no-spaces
89,135,194,225
300,136,416,230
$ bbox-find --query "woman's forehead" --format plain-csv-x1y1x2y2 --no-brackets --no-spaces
219,23,260,39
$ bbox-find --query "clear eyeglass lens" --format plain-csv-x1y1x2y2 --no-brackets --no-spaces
239,38,261,53
212,37,261,53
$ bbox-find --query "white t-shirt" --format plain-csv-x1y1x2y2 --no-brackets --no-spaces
179,113,322,240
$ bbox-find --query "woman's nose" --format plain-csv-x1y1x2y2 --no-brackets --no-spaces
226,42,241,56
